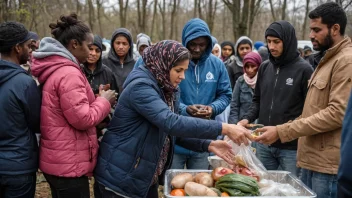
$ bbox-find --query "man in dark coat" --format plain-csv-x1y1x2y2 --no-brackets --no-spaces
0,22,41,198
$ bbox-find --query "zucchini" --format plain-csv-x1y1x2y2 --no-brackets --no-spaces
215,181,259,193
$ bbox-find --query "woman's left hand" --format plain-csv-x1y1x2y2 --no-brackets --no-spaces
208,140,235,165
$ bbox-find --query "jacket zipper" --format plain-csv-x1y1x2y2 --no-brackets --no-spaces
194,64,199,96
268,67,280,123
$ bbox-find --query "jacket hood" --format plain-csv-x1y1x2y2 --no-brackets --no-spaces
234,36,253,67
136,33,151,52
84,35,104,75
182,18,212,62
108,28,134,64
32,37,78,65
265,20,300,66
31,37,80,83
0,60,27,85
254,41,265,50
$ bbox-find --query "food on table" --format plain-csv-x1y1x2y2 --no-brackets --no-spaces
171,173,194,189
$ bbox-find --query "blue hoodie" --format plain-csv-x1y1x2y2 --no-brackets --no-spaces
175,18,232,155
179,18,232,118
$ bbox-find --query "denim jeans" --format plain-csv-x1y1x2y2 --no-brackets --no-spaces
300,168,337,198
0,173,36,198
255,143,300,176
171,152,209,169
44,173,90,198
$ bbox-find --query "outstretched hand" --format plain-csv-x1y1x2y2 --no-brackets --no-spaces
208,140,235,165
223,124,253,146
254,126,280,145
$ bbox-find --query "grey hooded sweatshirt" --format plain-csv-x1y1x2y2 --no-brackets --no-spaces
226,36,253,89
103,28,136,94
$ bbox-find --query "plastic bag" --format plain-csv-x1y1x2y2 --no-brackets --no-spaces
259,179,300,196
229,142,268,180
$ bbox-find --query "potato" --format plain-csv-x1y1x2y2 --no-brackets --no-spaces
194,172,214,187
171,173,193,189
184,182,219,197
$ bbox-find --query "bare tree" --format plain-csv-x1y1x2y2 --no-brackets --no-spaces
281,0,287,20
96,0,104,37
87,0,95,32
268,0,276,21
119,0,129,27
169,0,177,39
302,0,310,39
137,0,148,33
150,0,158,40
223,0,256,40
205,0,218,33
158,0,166,40
248,0,262,38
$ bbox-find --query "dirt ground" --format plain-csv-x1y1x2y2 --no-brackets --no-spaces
35,172,165,198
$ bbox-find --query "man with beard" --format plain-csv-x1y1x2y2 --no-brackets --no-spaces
171,18,232,170
0,22,41,197
255,2,352,198
237,20,313,177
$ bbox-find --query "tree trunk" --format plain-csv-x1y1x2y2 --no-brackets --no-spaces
238,0,249,36
119,0,129,27
194,0,197,18
197,0,203,20
150,0,158,40
248,0,262,38
302,0,310,39
206,0,217,33
87,0,95,32
268,0,276,21
281,0,287,20
169,0,177,39
96,0,104,37
158,0,166,40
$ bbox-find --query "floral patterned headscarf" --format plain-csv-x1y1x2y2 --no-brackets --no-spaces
142,40,189,107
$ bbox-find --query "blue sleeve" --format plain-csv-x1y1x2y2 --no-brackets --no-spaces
228,79,241,124
179,97,191,116
210,62,232,117
129,82,222,139
23,79,41,133
338,91,352,196
176,138,211,152
133,57,144,69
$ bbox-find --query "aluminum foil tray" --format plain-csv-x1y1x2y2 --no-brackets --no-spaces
164,169,316,198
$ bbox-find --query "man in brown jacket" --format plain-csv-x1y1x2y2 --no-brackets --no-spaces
255,2,352,198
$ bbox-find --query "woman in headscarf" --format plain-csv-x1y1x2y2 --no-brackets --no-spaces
212,43,222,58
229,52,262,124
94,40,253,198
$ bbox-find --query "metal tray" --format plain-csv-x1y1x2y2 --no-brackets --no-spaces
164,169,316,198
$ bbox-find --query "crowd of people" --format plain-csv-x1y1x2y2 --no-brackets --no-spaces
0,2,352,198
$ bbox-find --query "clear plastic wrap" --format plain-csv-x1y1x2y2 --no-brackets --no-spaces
259,179,300,196
230,142,268,180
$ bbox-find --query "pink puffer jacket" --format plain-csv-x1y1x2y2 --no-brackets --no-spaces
31,54,111,177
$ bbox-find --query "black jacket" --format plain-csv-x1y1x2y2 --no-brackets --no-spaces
84,35,119,95
242,21,314,149
103,28,136,94
0,60,41,175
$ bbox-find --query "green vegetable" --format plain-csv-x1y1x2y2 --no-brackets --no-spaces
209,188,221,197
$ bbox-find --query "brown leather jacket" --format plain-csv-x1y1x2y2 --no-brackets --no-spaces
277,36,352,174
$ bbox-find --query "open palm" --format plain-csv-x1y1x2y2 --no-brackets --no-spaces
208,140,235,165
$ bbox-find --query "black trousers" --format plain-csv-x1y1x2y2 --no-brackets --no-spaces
0,173,36,198
43,173,90,198
97,182,159,198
